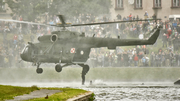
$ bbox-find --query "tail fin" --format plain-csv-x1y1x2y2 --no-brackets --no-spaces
147,26,161,44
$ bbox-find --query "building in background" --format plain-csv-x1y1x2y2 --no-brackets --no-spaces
110,0,180,21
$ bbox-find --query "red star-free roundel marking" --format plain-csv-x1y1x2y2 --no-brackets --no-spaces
70,48,75,53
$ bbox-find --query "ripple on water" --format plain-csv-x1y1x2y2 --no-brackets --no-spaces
83,85,180,101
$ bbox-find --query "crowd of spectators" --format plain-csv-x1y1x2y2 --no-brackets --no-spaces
0,12,180,68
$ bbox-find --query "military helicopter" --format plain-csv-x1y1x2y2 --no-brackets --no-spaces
1,15,161,85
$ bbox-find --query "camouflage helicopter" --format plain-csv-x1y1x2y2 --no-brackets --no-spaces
1,15,161,85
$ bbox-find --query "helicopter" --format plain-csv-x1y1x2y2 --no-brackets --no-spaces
1,15,161,85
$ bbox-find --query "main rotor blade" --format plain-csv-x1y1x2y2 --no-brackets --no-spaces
0,19,47,26
0,16,161,28
71,19,161,27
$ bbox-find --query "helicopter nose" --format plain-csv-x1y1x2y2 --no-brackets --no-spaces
20,53,25,60
20,53,27,61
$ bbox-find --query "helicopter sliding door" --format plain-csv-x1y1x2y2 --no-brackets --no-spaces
72,48,90,63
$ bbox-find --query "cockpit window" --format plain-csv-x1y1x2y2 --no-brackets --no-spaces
24,47,28,53
21,46,29,54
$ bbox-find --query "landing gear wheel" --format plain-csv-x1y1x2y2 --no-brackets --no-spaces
36,68,43,74
55,65,62,72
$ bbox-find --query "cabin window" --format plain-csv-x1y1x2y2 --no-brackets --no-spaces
22,46,29,54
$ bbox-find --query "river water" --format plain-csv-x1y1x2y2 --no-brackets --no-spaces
83,82,180,101
1,81,180,101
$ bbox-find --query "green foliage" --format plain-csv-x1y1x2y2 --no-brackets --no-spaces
89,93,96,101
0,0,5,5
31,85,39,90
0,0,6,12
5,0,111,21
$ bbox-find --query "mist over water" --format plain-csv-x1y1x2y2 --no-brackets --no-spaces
1,66,180,100
0,66,180,83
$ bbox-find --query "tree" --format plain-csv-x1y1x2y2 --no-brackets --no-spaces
6,0,111,21
0,0,6,12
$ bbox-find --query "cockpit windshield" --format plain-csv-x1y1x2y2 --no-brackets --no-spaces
21,45,29,54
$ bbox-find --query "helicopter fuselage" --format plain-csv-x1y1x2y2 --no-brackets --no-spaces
20,26,160,65
20,30,92,64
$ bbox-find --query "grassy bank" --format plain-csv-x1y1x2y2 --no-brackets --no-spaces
30,88,88,101
0,85,39,101
0,67,180,82
0,85,88,101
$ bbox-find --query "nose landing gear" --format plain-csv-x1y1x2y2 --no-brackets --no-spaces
34,62,89,85
36,63,43,74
